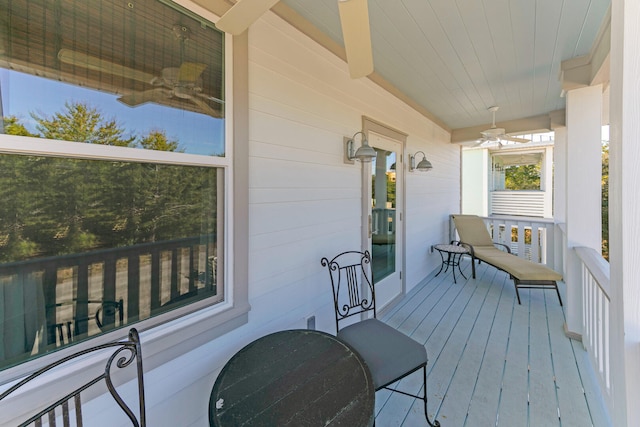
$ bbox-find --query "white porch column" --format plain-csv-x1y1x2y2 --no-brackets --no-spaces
552,127,567,273
542,146,554,218
609,1,640,425
564,84,603,336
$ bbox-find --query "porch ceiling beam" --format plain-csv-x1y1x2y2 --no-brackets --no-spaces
194,0,452,132
450,111,564,144
560,7,611,93
192,0,233,17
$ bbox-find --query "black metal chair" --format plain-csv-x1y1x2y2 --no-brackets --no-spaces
0,328,146,426
321,250,440,426
47,299,125,347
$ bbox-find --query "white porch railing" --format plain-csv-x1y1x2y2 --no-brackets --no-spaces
575,246,612,411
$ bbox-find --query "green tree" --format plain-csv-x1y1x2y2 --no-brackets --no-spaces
32,102,135,146
139,130,181,152
504,164,541,190
602,140,609,260
0,106,217,262
3,116,36,136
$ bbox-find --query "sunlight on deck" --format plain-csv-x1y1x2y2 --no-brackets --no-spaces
376,259,610,427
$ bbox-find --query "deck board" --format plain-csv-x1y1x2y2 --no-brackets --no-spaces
377,260,610,426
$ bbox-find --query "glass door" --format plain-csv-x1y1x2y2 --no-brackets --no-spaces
363,132,403,309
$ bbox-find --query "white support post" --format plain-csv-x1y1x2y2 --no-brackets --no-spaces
553,127,568,274
564,84,603,337
543,146,554,218
609,1,640,425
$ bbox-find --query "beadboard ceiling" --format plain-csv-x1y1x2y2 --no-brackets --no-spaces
279,0,611,135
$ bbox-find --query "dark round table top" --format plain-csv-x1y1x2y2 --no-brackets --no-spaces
209,329,375,427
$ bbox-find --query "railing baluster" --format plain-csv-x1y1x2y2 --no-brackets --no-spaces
103,256,117,329
150,250,161,312
170,248,179,302
128,254,140,323
75,262,90,337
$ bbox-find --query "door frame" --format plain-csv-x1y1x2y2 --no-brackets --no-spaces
361,117,408,313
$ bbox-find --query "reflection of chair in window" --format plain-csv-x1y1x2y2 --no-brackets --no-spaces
47,299,124,346
0,328,146,426
321,251,440,427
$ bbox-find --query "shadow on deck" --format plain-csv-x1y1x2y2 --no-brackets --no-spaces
376,258,610,426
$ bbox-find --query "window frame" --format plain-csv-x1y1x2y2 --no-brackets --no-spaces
0,0,250,384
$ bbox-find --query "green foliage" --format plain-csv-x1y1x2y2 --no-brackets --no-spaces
504,164,540,190
139,130,181,152
3,116,36,136
0,103,216,262
602,141,609,260
32,102,136,147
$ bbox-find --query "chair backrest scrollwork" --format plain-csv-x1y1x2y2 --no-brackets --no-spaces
0,328,146,427
321,250,376,333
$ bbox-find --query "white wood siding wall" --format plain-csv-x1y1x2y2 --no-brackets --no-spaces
69,11,461,427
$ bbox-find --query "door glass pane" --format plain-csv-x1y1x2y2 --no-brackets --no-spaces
371,149,396,283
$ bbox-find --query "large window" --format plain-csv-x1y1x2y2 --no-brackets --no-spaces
0,0,227,371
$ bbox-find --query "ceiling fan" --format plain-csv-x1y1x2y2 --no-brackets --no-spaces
57,25,224,118
475,106,530,147
116,62,224,117
215,0,373,79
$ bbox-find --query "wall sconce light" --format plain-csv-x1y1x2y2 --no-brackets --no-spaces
344,131,377,163
409,151,433,172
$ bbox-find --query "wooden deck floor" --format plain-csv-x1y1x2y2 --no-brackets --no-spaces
375,259,611,427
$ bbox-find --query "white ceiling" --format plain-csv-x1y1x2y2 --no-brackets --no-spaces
279,0,611,133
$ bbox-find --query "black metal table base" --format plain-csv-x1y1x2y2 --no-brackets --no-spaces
434,244,468,284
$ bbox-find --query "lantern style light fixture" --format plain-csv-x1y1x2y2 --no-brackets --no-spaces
344,131,377,163
409,151,433,172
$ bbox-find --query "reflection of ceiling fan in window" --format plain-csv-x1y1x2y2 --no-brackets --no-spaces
57,25,223,118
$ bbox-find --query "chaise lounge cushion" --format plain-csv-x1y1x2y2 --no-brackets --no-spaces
477,249,562,281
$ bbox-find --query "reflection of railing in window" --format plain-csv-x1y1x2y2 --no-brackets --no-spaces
372,208,395,245
0,236,219,364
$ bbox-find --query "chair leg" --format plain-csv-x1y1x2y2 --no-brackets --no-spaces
471,256,477,279
423,366,440,427
554,281,563,306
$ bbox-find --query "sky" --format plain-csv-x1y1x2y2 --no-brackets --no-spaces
1,69,225,156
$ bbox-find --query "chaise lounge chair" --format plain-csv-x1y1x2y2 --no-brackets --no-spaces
451,214,563,305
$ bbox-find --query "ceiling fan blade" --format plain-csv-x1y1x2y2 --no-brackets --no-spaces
118,88,171,107
472,139,486,147
191,96,222,118
215,0,280,35
177,62,207,82
58,49,155,83
197,93,225,105
501,135,530,143
338,0,374,79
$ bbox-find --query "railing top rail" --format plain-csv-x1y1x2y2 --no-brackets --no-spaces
479,215,555,224
575,246,610,300
0,234,215,271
